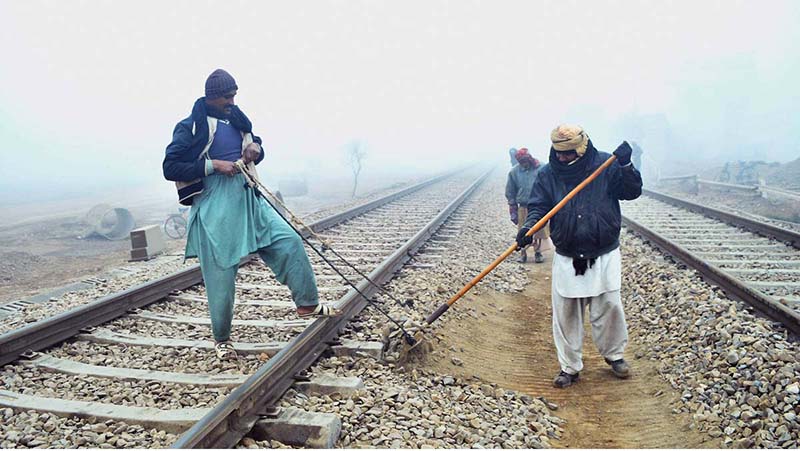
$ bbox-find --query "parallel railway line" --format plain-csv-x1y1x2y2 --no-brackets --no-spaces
0,167,491,448
3,171,799,449
622,188,800,335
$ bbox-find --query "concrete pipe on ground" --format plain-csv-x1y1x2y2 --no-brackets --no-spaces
84,204,136,240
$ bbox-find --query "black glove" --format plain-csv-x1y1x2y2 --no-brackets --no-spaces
516,227,533,249
613,141,633,166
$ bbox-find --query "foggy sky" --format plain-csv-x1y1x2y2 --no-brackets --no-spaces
1,0,799,204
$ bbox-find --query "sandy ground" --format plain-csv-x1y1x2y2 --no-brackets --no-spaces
0,208,171,304
417,248,721,449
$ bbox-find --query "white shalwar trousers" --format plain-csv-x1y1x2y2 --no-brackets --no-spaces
551,248,628,375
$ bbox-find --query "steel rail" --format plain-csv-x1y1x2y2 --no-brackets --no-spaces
0,170,462,367
696,179,760,193
642,189,800,249
308,170,458,231
622,214,800,337
760,185,800,203
0,265,204,367
171,168,493,449
658,174,697,182
658,175,800,202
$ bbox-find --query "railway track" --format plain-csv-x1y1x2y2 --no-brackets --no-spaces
622,188,800,335
0,167,491,448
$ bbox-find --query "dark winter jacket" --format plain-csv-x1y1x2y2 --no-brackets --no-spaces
163,98,264,182
505,161,542,206
523,141,642,259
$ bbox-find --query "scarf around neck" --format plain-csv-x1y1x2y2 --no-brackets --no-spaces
548,140,602,275
548,139,598,186
189,97,253,148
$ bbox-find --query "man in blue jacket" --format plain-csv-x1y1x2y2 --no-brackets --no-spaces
516,124,642,388
163,69,335,361
506,148,548,263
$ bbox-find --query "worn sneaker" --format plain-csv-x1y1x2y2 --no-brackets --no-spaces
215,341,238,361
517,250,528,263
605,358,630,378
534,251,544,263
553,371,579,388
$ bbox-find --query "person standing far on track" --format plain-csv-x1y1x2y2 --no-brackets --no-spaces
508,147,519,166
162,69,337,361
506,148,548,263
630,141,643,175
516,124,642,388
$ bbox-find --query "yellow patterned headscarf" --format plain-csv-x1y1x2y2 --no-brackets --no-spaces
550,124,589,157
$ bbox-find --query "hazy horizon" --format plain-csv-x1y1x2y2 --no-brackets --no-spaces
2,0,799,207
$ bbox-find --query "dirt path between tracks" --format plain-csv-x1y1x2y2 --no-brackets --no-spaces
418,248,721,448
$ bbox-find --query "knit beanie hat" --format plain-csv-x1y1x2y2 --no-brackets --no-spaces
550,124,589,157
205,69,238,99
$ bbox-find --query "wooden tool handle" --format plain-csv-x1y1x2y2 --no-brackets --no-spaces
425,155,618,325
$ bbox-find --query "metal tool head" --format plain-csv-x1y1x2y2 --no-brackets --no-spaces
397,330,432,365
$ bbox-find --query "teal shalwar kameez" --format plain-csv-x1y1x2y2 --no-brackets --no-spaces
186,173,319,342
185,162,318,341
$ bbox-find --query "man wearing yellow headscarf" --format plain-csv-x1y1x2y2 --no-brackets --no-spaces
516,124,643,388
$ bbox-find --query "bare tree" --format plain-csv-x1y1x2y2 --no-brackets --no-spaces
346,140,367,197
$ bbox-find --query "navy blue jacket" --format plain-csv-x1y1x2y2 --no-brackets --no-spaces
163,98,264,182
523,144,642,259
